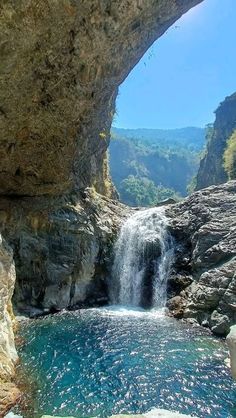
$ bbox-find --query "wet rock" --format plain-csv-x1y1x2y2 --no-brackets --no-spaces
210,311,230,336
226,325,236,379
0,190,129,312
167,274,193,298
166,296,185,318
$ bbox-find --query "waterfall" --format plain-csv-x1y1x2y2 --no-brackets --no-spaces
111,207,174,308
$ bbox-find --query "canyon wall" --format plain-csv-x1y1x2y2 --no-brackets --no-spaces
167,181,236,336
0,236,20,416
0,191,128,314
0,0,202,197
196,92,236,190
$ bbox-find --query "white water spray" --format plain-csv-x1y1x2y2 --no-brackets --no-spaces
111,207,174,308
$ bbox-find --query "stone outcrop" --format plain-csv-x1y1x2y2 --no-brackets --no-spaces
226,325,236,379
0,190,128,314
196,92,236,190
0,0,203,197
0,236,20,416
166,181,236,336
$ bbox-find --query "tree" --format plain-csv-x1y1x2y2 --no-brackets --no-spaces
224,130,236,179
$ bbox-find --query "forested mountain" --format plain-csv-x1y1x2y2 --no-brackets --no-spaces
109,127,205,206
112,127,205,150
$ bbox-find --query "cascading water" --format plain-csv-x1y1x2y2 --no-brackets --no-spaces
111,207,174,308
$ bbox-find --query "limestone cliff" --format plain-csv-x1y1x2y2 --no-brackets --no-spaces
0,236,20,416
166,181,236,336
0,190,128,314
196,93,236,190
0,0,203,197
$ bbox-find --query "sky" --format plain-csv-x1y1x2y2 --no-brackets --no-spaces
113,0,236,129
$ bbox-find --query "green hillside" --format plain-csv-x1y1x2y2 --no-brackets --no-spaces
109,127,205,206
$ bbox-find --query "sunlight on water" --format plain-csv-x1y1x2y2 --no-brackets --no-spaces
16,308,236,418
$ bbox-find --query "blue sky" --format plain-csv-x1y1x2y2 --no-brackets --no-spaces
114,0,236,129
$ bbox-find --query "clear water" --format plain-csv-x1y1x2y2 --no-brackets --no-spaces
111,208,174,307
16,307,236,418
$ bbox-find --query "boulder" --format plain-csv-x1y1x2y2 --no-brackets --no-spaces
226,325,236,379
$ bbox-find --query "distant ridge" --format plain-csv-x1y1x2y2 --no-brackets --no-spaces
112,127,205,150
109,126,206,206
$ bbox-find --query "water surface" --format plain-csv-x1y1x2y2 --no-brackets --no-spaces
17,307,236,418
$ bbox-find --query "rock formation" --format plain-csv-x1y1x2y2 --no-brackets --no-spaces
0,0,202,197
196,92,236,190
0,236,20,416
166,181,236,336
226,325,236,379
0,190,129,314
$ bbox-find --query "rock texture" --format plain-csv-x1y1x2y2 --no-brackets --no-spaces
196,92,236,190
0,0,203,197
166,181,236,336
226,325,236,379
0,236,20,416
0,190,129,314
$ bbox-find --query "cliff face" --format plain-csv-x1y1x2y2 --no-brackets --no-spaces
0,236,20,416
167,181,236,336
0,191,129,313
0,0,203,197
196,93,236,190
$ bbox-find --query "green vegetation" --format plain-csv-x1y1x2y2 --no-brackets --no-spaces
119,175,180,207
224,130,236,179
109,127,205,207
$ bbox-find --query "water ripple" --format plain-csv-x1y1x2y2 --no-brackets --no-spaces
16,308,236,418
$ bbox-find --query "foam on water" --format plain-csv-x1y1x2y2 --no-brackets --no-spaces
92,305,167,319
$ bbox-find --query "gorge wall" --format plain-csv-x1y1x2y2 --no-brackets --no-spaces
0,237,20,416
167,181,236,336
0,191,128,313
196,92,236,190
0,0,203,198
0,0,204,412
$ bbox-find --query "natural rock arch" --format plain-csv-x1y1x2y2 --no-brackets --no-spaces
0,0,203,197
